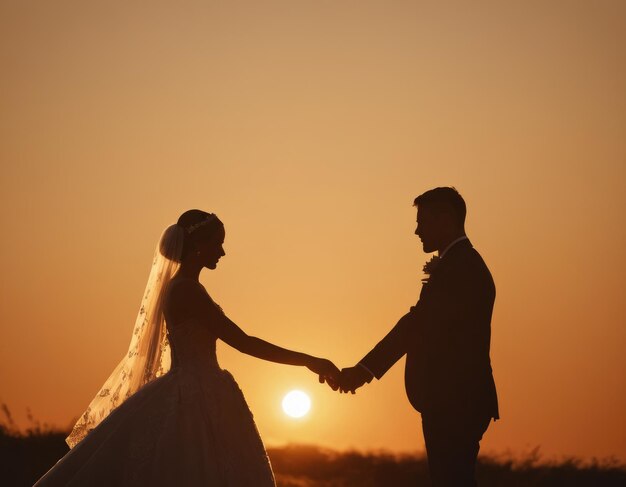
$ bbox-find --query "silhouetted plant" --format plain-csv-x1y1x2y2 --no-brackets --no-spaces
0,404,69,487
2,405,625,487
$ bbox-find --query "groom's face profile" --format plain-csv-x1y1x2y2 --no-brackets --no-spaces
415,206,440,253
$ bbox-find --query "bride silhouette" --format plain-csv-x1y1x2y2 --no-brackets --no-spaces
34,210,339,486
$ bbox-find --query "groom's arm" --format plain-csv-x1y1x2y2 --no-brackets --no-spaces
359,306,422,380
338,308,421,393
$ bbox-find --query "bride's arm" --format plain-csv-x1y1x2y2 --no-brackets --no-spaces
216,314,337,377
176,281,338,377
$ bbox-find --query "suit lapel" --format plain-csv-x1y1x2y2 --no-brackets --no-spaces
418,239,473,301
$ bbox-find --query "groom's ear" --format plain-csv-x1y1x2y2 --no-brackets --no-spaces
434,207,462,231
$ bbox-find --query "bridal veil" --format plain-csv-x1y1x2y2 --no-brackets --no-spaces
66,224,184,447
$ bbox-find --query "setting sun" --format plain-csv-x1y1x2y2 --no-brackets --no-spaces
282,390,311,418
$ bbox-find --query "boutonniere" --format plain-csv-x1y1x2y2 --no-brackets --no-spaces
421,255,441,284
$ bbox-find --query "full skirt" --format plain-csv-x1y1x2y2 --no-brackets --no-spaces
34,366,275,486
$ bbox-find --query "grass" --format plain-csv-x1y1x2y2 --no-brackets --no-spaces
269,444,626,487
2,404,625,486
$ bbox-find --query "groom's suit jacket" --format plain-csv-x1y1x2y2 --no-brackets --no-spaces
361,239,499,419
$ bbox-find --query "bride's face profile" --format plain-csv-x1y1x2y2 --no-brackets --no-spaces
196,226,226,270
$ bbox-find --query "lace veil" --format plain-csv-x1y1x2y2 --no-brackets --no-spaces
66,224,184,448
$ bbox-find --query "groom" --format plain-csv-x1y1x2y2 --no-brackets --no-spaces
328,187,498,487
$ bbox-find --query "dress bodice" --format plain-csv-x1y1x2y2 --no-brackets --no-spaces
163,278,224,372
166,317,220,371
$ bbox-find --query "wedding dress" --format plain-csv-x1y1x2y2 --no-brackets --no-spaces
34,223,275,486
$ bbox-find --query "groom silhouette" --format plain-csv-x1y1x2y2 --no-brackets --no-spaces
328,187,498,487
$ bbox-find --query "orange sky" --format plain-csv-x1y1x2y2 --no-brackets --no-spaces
1,1,625,461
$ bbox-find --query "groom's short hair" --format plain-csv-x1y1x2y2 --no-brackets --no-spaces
414,187,466,226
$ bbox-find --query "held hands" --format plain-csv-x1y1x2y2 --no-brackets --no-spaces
307,356,374,394
337,365,373,394
317,364,373,394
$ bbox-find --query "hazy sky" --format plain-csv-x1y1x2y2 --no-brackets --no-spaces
1,1,625,461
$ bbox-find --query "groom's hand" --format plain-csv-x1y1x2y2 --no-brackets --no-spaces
339,365,373,394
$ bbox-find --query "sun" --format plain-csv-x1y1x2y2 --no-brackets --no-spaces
282,390,311,418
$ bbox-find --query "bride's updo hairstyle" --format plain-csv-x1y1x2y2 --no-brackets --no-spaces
176,209,224,260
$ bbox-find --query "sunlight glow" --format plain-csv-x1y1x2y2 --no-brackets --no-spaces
282,390,311,418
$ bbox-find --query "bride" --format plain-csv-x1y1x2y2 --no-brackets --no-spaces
34,210,340,486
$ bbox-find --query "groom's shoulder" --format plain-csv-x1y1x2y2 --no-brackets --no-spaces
468,246,495,291
455,240,488,264
451,244,495,285
447,240,481,266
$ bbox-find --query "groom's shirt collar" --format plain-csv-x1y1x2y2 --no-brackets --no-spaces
438,235,468,260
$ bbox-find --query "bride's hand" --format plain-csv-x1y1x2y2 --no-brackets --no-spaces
306,357,340,381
